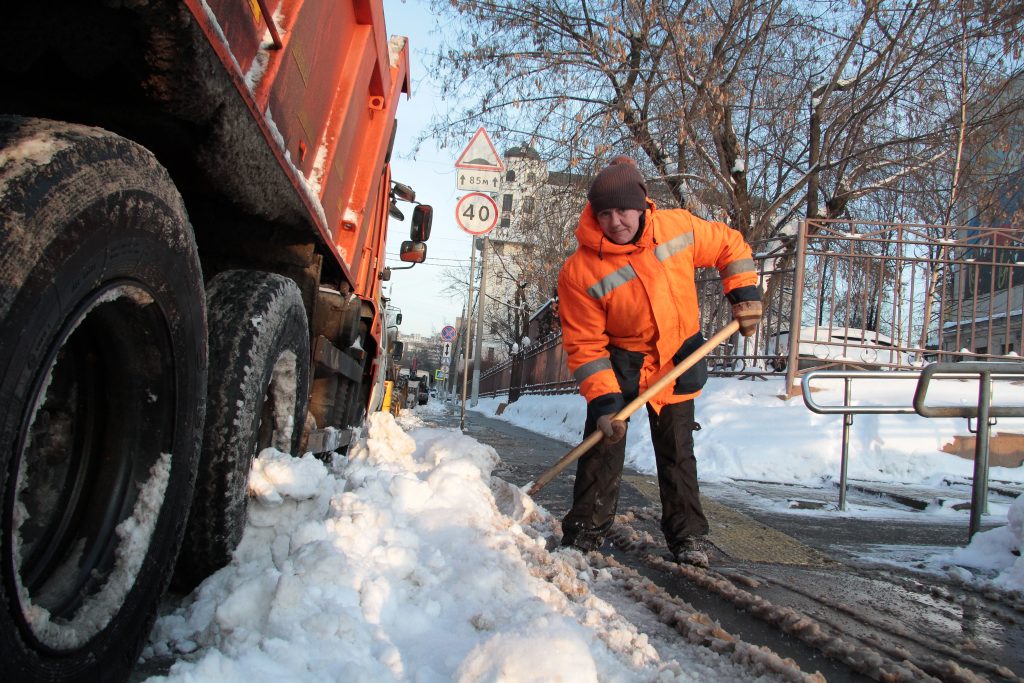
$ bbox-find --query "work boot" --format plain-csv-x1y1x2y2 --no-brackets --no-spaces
560,527,604,553
671,536,718,568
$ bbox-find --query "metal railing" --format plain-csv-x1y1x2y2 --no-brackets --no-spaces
786,220,1024,393
479,219,1024,403
802,362,1024,539
479,331,575,400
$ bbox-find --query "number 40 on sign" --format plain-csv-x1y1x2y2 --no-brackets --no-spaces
455,192,499,236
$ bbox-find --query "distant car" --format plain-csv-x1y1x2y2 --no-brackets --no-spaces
769,326,908,370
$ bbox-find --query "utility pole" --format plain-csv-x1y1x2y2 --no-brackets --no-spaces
471,236,488,406
460,242,477,431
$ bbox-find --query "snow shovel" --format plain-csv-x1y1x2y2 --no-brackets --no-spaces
527,320,740,496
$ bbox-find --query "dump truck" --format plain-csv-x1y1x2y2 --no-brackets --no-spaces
0,1,430,680
414,368,432,405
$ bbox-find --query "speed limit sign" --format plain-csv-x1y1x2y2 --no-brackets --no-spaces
455,192,499,235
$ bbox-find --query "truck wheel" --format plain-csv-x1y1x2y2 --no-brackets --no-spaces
175,270,310,588
0,117,207,681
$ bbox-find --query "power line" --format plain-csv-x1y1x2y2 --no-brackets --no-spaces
384,260,469,269
386,253,469,262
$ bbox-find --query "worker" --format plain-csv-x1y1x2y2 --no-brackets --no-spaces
556,156,761,567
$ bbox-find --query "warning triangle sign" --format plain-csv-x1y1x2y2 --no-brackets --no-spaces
454,127,505,171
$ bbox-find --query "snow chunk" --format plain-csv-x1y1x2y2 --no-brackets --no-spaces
249,450,328,505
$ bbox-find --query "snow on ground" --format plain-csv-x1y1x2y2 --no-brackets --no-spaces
143,406,776,682
469,376,1024,593
472,376,1024,489
143,378,1023,681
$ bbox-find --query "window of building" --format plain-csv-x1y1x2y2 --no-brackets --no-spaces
502,194,513,211
490,321,498,334
500,216,510,228
505,170,516,182
527,172,536,183
487,347,495,361
523,196,535,214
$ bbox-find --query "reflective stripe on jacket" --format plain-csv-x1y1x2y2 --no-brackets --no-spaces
557,199,758,413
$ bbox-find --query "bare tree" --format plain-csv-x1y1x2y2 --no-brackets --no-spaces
429,0,1022,230
427,0,1024,349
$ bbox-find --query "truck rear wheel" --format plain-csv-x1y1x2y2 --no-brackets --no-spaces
0,117,207,681
175,270,310,588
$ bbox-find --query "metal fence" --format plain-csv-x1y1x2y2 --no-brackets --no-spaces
480,219,1024,400
780,219,1024,392
479,331,575,399
697,233,795,376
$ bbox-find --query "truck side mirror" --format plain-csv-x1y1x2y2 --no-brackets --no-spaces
391,340,404,361
411,205,432,241
392,182,416,202
388,201,405,221
400,240,427,263
395,312,403,325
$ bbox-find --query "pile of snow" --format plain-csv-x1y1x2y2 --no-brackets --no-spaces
947,495,1024,591
143,411,764,681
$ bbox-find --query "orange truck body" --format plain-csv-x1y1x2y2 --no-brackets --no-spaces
2,0,410,433
183,0,407,375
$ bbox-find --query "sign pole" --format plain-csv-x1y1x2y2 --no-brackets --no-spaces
471,237,488,406
460,241,477,431
453,127,500,428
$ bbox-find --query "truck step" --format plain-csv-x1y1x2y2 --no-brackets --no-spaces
306,427,353,454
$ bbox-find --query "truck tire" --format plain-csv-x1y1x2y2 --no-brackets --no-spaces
175,270,310,588
0,117,207,681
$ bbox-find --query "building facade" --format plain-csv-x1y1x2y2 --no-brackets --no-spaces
478,146,586,362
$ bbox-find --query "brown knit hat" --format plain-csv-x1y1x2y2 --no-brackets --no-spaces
588,156,647,213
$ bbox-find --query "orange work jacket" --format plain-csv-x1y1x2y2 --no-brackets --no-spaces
557,200,758,413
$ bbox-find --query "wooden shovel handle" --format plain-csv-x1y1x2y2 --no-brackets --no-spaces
527,321,739,496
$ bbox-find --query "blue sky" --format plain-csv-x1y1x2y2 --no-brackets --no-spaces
382,0,475,337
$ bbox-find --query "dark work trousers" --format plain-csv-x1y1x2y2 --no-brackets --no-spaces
649,400,709,547
560,411,628,550
561,399,708,551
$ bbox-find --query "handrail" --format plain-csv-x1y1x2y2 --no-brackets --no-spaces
802,370,921,415
913,362,1024,419
801,363,1024,539
802,370,920,512
914,362,1024,538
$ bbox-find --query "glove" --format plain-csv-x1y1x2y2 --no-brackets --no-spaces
731,300,762,337
596,414,627,444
